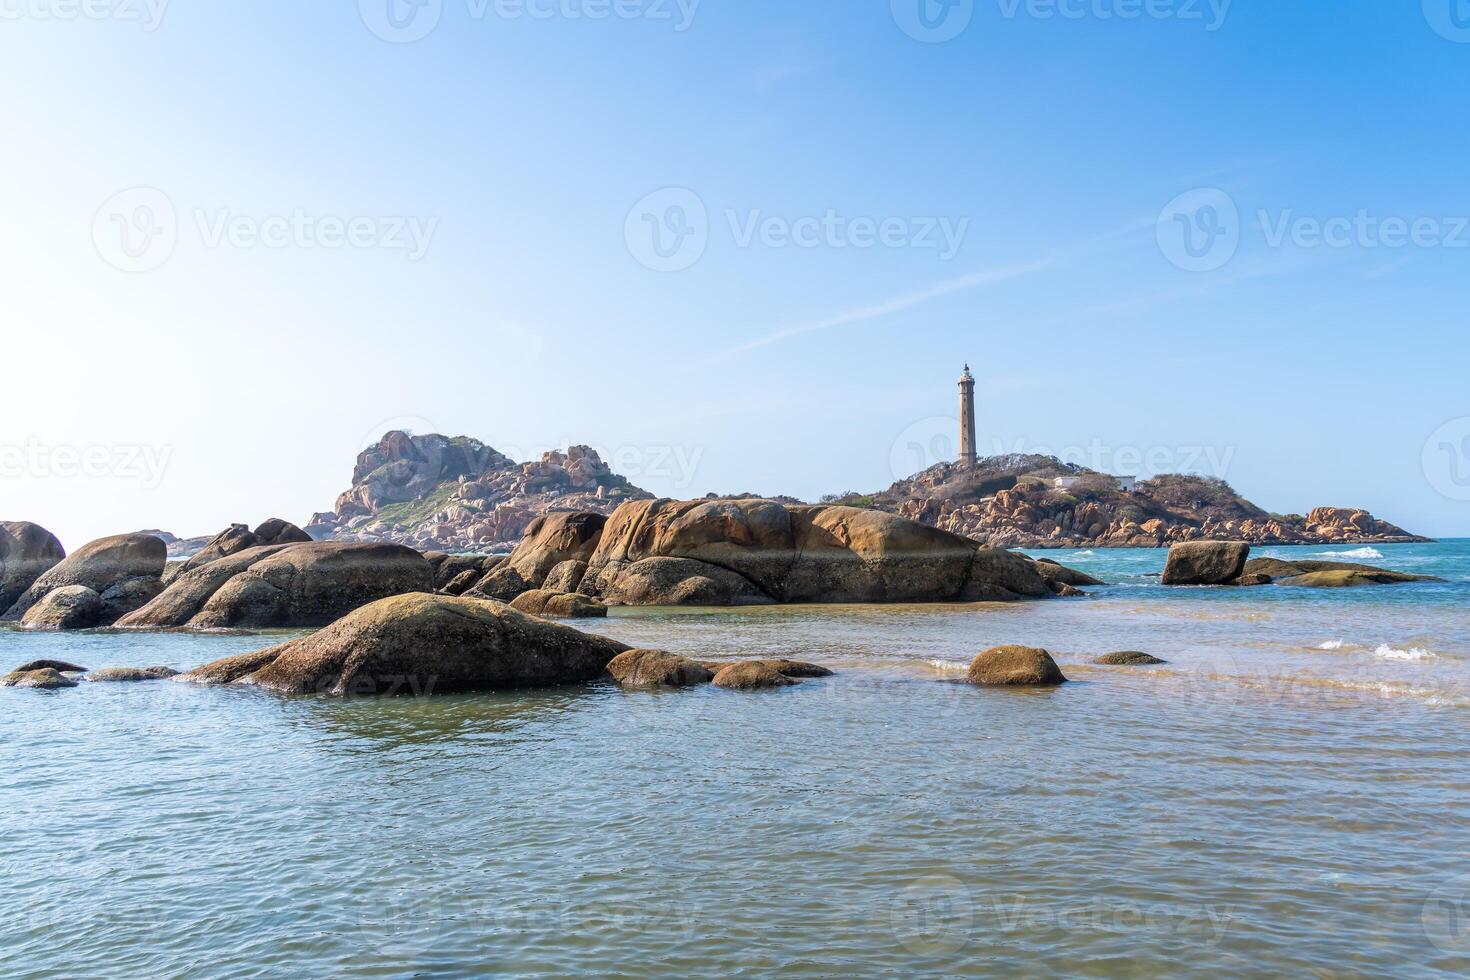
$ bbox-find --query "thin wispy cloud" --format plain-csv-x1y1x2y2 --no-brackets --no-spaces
702,255,1059,363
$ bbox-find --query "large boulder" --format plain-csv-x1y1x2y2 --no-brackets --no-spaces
3,533,165,624
965,646,1067,686
0,521,65,612
508,589,608,619
176,593,629,696
579,498,1051,606
116,542,433,629
604,649,714,688
1033,558,1105,588
1160,541,1250,586
20,585,103,631
180,519,312,573
501,513,607,589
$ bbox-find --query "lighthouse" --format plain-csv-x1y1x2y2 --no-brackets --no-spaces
958,365,978,468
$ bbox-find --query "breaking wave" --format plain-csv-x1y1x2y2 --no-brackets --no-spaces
1374,644,1435,662
1314,547,1384,560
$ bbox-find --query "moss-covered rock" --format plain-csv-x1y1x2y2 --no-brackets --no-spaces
85,666,179,682
712,662,798,690
3,668,79,689
1095,651,1167,666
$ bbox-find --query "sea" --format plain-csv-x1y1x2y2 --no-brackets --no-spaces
3,541,1469,977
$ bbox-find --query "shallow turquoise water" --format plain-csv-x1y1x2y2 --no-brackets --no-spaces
4,542,1470,977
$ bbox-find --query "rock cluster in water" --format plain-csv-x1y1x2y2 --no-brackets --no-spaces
1159,541,1443,589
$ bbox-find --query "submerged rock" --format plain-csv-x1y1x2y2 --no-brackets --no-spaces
1240,557,1440,589
1095,651,1167,666
177,593,629,696
20,585,103,631
3,533,165,625
1161,541,1250,586
117,542,433,630
604,649,714,688
3,668,79,689
966,646,1067,686
86,666,179,682
712,662,798,690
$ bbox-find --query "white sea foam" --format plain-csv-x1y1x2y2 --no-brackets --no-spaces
1373,644,1435,662
1315,547,1384,560
927,659,966,672
1318,640,1350,650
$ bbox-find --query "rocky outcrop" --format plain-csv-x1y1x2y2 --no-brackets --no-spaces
1275,567,1439,588
1161,541,1250,586
20,586,104,631
835,455,1427,549
604,649,714,688
965,646,1067,686
177,593,629,696
577,498,1054,606
308,431,652,552
86,666,179,682
3,533,165,625
180,519,311,573
1095,651,1167,665
508,589,608,619
117,542,433,630
3,667,79,689
0,522,65,612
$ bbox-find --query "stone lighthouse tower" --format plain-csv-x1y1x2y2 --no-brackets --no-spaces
958,364,978,468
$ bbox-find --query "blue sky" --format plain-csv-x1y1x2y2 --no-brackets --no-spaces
3,0,1469,547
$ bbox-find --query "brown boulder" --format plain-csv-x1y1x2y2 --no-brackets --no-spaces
542,560,589,593
3,667,79,689
3,533,165,624
712,662,798,690
177,593,629,696
966,646,1067,686
0,521,65,612
13,659,89,673
181,520,312,573
1161,541,1250,586
604,649,714,688
117,542,433,630
20,585,103,631
508,589,608,619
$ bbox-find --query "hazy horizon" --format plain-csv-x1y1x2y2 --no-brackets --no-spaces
4,2,1469,548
